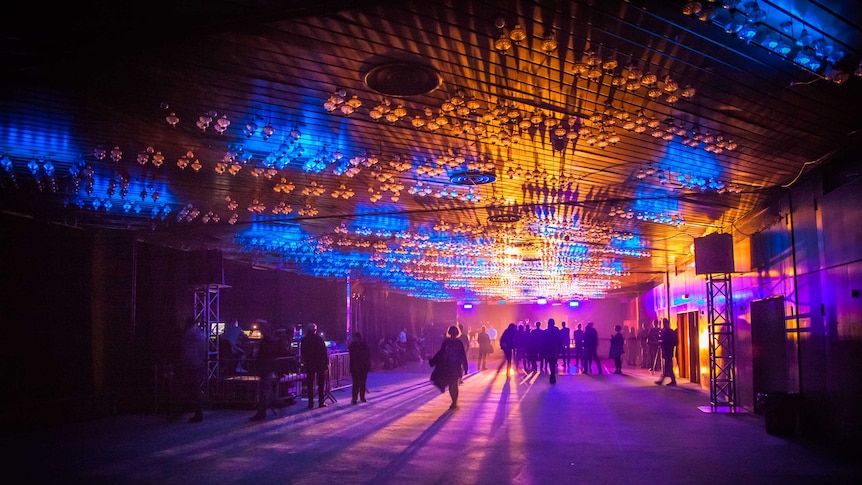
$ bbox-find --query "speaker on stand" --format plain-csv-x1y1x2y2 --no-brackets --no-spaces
694,233,734,275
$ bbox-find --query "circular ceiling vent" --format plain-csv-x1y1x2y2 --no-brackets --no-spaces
363,62,442,97
449,170,497,185
488,213,521,223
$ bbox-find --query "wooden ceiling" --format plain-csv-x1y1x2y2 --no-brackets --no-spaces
2,0,861,302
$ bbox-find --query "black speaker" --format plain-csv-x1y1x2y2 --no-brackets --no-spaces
694,233,734,274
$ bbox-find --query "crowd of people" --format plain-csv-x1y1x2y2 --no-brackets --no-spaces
176,317,679,420
489,318,679,380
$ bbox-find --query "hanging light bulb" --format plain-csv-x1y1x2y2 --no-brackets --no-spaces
262,124,275,140
724,14,744,35
697,3,717,21
509,24,527,45
165,112,179,127
737,21,759,43
541,31,557,55
215,115,231,133
495,33,512,54
796,28,813,47
682,1,702,16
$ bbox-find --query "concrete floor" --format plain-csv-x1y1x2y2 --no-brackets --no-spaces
6,356,861,485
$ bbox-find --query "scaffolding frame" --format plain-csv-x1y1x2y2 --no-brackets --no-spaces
705,274,738,411
193,283,229,398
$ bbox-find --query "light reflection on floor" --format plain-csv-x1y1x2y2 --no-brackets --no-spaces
7,358,861,484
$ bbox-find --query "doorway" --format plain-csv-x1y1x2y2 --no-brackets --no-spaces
675,311,700,385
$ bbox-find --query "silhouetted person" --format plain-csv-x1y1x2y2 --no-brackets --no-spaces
499,323,518,376
458,324,470,374
222,318,250,373
583,321,601,374
476,325,493,370
559,321,571,368
517,323,531,372
543,318,563,384
626,325,639,366
430,325,468,409
249,321,280,421
301,323,329,409
572,323,584,373
648,319,661,371
180,316,207,423
638,321,650,369
349,332,372,404
609,324,624,374
529,321,544,373
655,318,678,386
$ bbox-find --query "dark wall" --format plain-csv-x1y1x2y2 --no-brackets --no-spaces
1,214,97,428
352,286,457,346
733,155,862,446
220,260,347,341
0,214,348,429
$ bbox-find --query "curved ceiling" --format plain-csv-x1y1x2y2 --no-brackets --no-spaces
2,0,861,302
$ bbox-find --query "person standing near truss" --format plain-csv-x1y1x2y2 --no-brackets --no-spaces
301,323,330,409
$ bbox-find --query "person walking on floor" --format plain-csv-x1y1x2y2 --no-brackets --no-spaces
543,318,563,384
609,324,625,374
499,323,517,376
301,322,330,409
655,318,679,386
476,325,493,370
430,325,469,409
348,332,372,404
582,321,601,374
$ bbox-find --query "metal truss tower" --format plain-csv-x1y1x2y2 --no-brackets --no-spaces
194,283,227,397
705,274,738,411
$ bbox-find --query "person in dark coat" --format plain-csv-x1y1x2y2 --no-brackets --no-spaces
476,325,493,371
583,321,601,374
654,318,678,386
609,324,625,374
572,323,585,373
499,323,518,376
559,321,571,368
543,318,563,384
348,332,372,404
626,325,639,366
249,321,280,421
647,319,662,371
301,323,330,409
638,321,651,369
430,325,468,409
516,323,531,373
529,321,544,373
180,316,207,423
